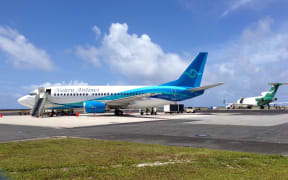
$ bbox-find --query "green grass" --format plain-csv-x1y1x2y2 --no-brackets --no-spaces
0,137,287,179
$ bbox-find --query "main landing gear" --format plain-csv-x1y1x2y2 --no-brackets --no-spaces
114,109,123,116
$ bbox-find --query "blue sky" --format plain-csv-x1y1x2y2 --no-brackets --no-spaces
1,0,288,108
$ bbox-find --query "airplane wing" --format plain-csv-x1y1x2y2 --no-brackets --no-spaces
187,83,224,92
105,93,162,107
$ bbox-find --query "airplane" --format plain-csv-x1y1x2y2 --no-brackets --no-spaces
226,83,288,109
18,52,223,117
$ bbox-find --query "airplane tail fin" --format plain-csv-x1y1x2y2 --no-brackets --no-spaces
266,83,288,96
161,52,208,87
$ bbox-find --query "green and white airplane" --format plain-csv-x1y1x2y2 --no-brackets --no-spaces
227,83,288,109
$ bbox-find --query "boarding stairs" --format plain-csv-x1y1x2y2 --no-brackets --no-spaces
31,87,47,117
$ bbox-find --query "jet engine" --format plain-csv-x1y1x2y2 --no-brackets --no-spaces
84,101,106,113
237,97,245,104
272,98,278,101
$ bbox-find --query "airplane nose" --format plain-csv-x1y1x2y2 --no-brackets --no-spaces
18,95,32,108
18,96,26,106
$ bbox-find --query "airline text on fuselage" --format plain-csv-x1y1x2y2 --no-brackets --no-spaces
54,88,100,93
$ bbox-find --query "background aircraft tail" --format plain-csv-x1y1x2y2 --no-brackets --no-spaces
268,84,281,96
264,83,288,98
161,52,208,87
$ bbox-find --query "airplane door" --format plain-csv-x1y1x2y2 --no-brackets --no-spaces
45,89,51,95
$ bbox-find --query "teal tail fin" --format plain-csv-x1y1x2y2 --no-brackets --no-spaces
265,83,288,97
161,52,208,87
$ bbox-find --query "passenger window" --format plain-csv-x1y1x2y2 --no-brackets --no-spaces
104,93,106,96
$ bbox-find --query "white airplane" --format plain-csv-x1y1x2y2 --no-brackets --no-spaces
226,83,288,109
18,52,223,116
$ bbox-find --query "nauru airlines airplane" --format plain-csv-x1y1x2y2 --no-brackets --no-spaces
226,83,288,109
18,52,223,116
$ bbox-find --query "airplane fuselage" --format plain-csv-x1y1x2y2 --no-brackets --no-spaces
18,85,204,110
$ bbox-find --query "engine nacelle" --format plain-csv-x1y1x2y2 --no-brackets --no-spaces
272,98,278,101
84,101,106,113
237,98,245,104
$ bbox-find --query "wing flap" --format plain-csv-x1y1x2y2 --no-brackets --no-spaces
188,82,223,92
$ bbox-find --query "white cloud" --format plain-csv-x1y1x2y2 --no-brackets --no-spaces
92,25,101,39
23,80,89,91
221,17,288,65
222,0,254,16
76,23,188,83
0,26,53,70
222,0,284,16
76,46,100,67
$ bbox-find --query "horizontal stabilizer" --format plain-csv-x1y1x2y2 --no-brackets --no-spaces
268,83,288,86
188,83,224,92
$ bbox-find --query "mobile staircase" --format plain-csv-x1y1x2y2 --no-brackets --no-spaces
31,87,47,117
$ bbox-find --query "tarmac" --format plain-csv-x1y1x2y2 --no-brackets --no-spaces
1,110,288,155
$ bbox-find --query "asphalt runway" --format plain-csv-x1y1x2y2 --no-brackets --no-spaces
1,110,288,155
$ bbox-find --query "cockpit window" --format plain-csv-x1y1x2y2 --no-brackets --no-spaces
28,93,37,96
